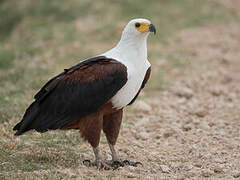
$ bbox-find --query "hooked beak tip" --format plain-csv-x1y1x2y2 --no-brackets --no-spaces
149,24,156,35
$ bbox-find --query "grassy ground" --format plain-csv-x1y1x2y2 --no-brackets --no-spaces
0,0,240,179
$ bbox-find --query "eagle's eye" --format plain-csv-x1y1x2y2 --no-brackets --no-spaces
135,23,141,28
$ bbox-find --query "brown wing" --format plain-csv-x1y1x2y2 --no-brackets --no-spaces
13,56,128,135
128,67,151,105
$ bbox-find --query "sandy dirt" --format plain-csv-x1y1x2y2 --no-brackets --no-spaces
56,23,240,179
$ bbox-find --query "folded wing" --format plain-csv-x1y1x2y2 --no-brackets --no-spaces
13,56,127,135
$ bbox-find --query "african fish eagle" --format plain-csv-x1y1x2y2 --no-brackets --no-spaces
13,18,156,169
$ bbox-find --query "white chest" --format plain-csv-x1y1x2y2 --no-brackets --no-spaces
111,60,150,109
102,33,150,109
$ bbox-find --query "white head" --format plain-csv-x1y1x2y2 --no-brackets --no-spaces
121,18,156,41
103,18,156,61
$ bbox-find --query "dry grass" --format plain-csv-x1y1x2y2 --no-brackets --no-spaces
1,0,240,179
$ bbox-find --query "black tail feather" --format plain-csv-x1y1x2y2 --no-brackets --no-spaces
13,101,39,136
13,122,21,131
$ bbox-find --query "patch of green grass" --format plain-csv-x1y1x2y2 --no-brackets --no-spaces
0,131,84,173
0,0,23,41
0,49,15,69
27,0,92,22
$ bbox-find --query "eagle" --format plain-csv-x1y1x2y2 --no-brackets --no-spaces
13,18,156,169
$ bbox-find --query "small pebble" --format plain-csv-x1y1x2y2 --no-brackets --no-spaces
126,173,136,178
195,109,208,117
159,165,170,173
174,86,194,99
232,171,240,178
201,169,213,177
214,166,224,173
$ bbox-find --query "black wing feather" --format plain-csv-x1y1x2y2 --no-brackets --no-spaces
13,56,127,135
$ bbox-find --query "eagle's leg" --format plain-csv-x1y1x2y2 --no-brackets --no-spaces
79,112,107,169
103,109,123,162
108,143,119,161
103,109,143,169
92,146,105,169
83,146,109,170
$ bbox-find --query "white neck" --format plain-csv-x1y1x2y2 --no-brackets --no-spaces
103,33,149,65
117,33,148,61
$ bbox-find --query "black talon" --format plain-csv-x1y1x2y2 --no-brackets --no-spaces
123,160,130,165
129,161,136,166
122,160,143,167
113,160,124,166
83,159,91,166
112,160,124,170
134,161,143,167
113,165,119,171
